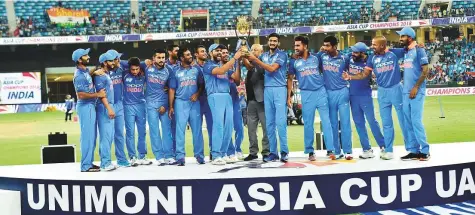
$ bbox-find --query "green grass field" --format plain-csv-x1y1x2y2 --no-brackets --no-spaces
0,95,474,166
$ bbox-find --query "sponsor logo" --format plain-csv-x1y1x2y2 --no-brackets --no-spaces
104,35,122,42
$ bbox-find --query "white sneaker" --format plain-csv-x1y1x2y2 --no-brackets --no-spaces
101,164,117,172
130,158,139,167
211,157,226,165
166,158,177,165
381,152,394,160
156,158,166,166
224,155,238,164
236,152,244,160
138,158,153,165
359,149,375,159
380,148,386,158
345,153,353,160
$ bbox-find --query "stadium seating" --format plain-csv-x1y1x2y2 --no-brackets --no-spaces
0,1,8,37
379,0,420,22
452,0,475,16
13,0,131,36
260,0,374,27
139,0,252,32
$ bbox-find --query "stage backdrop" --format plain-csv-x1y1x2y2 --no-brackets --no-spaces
0,72,42,105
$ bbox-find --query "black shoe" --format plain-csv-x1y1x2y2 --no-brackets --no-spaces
401,152,420,161
244,154,258,161
326,151,333,157
419,153,431,161
92,164,100,169
262,154,269,162
209,155,213,161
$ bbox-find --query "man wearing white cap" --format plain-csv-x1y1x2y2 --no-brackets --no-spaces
72,48,106,172
347,42,385,159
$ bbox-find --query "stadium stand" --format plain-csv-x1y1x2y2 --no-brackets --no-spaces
0,1,8,37
139,0,252,32
452,0,475,17
13,0,131,37
377,0,420,22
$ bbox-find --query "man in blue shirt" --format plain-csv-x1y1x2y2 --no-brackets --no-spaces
123,57,152,166
94,53,117,171
346,42,385,159
146,49,174,166
193,45,214,161
343,36,408,160
104,49,131,168
72,48,105,172
246,33,289,162
396,27,431,161
203,44,242,165
318,36,352,160
289,36,336,161
223,47,245,162
169,47,205,166
65,95,74,122
166,44,180,158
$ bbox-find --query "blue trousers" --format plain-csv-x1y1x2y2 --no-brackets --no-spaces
301,88,334,153
77,103,97,171
350,95,385,151
227,97,244,156
377,84,408,153
200,97,213,150
174,99,204,160
171,114,176,156
97,103,114,168
113,102,128,165
403,93,429,154
264,87,288,155
208,93,233,159
124,103,147,159
327,87,352,155
147,103,174,160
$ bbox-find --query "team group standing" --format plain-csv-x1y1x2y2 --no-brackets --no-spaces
73,26,431,172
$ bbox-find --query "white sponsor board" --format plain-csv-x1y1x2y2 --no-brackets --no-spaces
0,72,42,104
371,87,475,98
0,36,88,45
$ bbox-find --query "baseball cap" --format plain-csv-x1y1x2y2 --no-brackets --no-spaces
72,48,90,62
209,44,226,53
106,49,123,59
396,27,416,39
350,42,369,53
99,53,116,64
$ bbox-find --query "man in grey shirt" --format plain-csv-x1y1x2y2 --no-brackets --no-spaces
243,44,270,161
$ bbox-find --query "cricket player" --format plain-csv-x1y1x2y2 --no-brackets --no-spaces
289,36,336,161
222,47,244,161
396,27,431,161
104,49,131,167
168,47,205,166
166,44,180,157
123,57,152,166
343,36,408,160
246,33,289,162
347,42,385,159
203,44,242,165
146,49,175,165
94,53,117,171
72,48,105,172
193,45,214,160
317,36,353,160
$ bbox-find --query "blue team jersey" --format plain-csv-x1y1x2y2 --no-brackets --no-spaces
166,59,181,70
203,60,232,95
94,73,115,105
348,57,372,96
260,48,288,87
109,67,125,104
73,67,96,104
193,62,208,100
392,46,429,94
145,65,170,105
366,51,401,88
289,54,325,91
169,65,202,100
318,52,350,90
123,73,145,105
228,67,239,100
